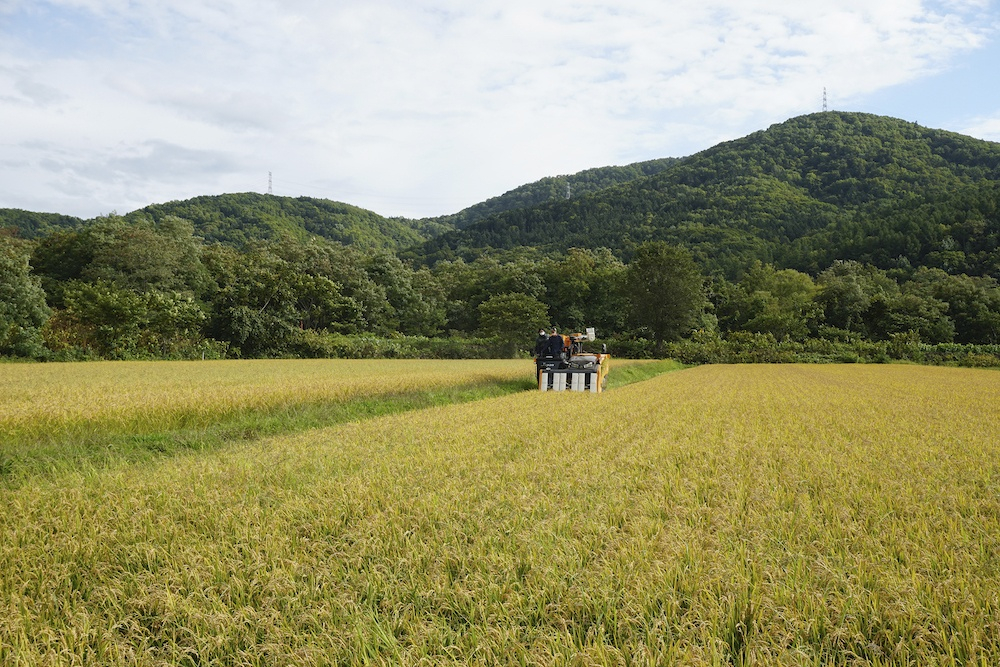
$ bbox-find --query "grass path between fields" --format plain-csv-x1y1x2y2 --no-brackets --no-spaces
0,359,684,488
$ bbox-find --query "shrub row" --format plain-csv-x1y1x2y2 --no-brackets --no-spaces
8,330,999,366
288,331,497,360
602,332,1000,367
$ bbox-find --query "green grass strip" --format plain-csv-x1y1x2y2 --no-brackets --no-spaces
605,358,687,389
0,377,536,488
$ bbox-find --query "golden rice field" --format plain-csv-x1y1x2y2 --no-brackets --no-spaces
0,359,529,441
2,363,999,665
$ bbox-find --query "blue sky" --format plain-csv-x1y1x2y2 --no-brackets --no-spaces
1,0,999,219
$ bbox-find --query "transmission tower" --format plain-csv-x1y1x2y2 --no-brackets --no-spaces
565,183,571,199
823,87,828,112
268,171,273,195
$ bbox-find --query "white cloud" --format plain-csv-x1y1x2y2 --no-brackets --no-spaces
0,0,996,218
961,114,1000,141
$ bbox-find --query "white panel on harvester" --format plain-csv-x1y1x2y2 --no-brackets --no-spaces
554,372,567,391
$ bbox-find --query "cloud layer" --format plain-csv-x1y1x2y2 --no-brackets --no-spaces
1,0,996,218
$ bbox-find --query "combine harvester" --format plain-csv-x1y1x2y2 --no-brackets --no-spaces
535,328,610,393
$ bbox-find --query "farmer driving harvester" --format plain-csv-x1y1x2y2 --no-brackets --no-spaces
534,326,608,393
543,328,566,359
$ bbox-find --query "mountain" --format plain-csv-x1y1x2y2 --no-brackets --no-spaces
126,193,451,249
7,113,1000,278
0,209,84,239
135,160,683,247
418,157,681,230
0,195,436,249
2,160,681,249
409,112,1000,278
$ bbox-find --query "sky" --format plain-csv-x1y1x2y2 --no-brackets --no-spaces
2,0,1000,220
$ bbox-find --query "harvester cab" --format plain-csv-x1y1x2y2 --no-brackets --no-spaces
535,327,610,393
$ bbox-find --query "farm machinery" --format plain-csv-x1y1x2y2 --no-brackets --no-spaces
535,328,610,393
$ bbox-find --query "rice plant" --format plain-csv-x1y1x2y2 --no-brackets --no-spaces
0,359,531,483
2,364,998,665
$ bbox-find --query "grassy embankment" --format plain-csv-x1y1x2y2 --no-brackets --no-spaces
2,363,998,664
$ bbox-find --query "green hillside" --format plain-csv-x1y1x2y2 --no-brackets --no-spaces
128,193,452,249
410,113,1000,278
421,157,681,229
3,159,680,250
130,162,684,247
0,196,442,250
0,209,84,239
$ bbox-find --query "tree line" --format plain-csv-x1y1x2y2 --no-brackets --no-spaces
3,214,1000,363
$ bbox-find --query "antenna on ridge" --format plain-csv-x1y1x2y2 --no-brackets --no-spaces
267,171,273,195
823,87,828,112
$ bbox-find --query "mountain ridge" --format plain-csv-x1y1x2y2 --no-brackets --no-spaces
5,112,1000,282
0,158,682,247
408,112,1000,277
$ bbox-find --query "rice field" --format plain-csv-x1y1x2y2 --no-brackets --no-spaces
0,359,532,439
2,363,999,665
0,359,536,483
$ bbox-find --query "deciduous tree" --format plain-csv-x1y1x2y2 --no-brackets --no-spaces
0,235,50,357
623,242,706,349
477,292,549,357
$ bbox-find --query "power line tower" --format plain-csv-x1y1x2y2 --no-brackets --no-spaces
823,87,828,112
268,171,273,195
565,182,571,199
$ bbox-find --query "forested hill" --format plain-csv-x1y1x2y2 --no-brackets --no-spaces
6,112,1000,277
1,160,681,248
128,193,454,248
0,194,442,249
409,112,1000,278
0,209,84,239
419,157,681,230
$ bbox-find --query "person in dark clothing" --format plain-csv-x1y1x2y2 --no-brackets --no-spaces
534,329,548,357
544,328,565,358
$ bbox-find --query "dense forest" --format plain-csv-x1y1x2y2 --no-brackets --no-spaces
2,112,1000,364
411,113,1000,276
423,157,681,230
0,159,678,246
